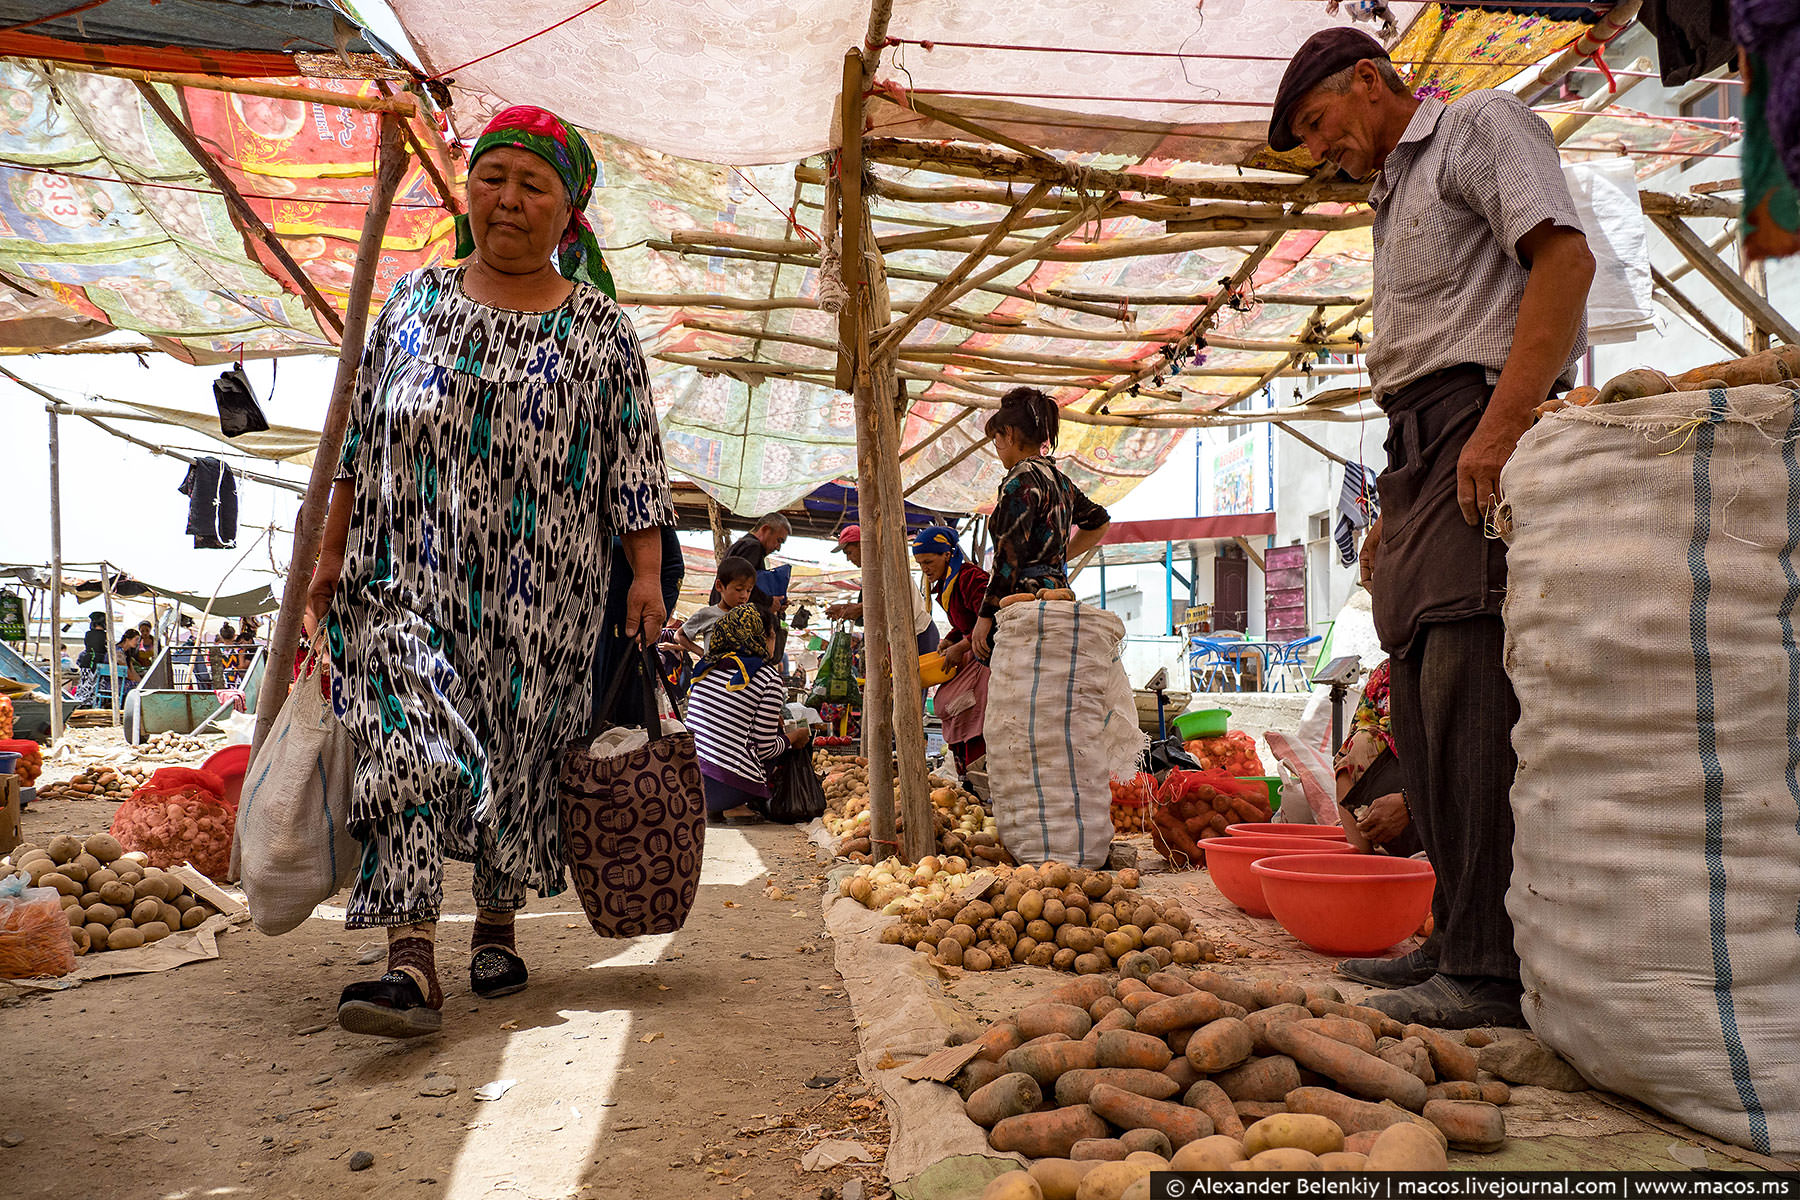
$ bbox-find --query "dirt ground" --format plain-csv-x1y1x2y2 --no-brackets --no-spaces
2,748,889,1200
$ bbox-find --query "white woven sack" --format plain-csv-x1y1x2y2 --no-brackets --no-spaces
233,658,358,935
1502,384,1800,1157
985,600,1143,867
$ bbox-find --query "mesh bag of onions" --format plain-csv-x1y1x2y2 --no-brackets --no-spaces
109,766,236,880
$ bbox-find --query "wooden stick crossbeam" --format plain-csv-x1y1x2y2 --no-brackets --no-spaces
905,434,992,496
1651,215,1799,345
77,65,418,115
673,223,1264,265
1231,299,1373,403
1650,266,1748,357
860,138,1736,220
135,82,347,338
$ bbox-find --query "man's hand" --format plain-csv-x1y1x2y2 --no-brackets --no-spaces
941,640,971,669
1358,517,1382,590
1358,792,1411,845
623,576,667,645
971,616,994,661
1456,407,1532,527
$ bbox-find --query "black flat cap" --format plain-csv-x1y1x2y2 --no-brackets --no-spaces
1268,26,1391,152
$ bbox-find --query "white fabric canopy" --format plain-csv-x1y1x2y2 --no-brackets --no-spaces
392,0,1424,164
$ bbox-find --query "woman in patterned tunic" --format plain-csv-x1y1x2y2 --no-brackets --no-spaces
969,389,1112,661
302,107,675,1037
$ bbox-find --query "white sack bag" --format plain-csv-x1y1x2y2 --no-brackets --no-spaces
1502,384,1800,1157
233,656,358,935
985,600,1144,867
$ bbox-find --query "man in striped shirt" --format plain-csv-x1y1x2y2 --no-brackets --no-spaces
1270,27,1595,1028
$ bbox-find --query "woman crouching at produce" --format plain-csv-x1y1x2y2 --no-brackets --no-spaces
968,388,1111,661
686,605,808,826
302,105,675,1037
912,525,991,777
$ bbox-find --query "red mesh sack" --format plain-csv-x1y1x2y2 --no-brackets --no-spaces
0,880,77,979
1109,773,1156,834
1182,731,1265,776
110,766,235,880
1149,770,1274,868
0,739,41,787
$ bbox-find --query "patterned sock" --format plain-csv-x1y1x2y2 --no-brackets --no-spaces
472,910,516,953
387,927,442,1009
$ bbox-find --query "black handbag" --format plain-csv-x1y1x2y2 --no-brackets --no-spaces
558,645,704,938
755,742,826,824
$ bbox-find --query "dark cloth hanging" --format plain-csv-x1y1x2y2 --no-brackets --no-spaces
213,365,270,438
178,457,238,549
1640,0,1735,85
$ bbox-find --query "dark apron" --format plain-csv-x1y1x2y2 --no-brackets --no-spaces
1372,365,1510,658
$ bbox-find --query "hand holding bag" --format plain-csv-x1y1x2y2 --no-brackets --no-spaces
559,644,705,939
232,640,357,935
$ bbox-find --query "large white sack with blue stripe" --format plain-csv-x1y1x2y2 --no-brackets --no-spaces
1502,384,1800,1157
986,600,1144,868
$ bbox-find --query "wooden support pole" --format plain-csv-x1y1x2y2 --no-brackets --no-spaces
1232,300,1373,403
136,82,347,339
706,498,730,559
377,81,462,215
1651,214,1799,345
46,403,63,741
838,52,897,858
102,563,119,728
1743,258,1771,354
82,65,418,114
1650,266,1748,357
844,47,934,864
254,116,409,754
905,94,1059,163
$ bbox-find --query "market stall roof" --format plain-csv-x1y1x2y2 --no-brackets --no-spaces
0,0,397,75
0,2,1757,520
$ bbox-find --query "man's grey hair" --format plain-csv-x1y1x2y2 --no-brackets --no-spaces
756,513,792,534
1315,57,1411,97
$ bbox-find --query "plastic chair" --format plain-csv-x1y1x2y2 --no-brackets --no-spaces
1271,635,1324,692
1188,637,1237,693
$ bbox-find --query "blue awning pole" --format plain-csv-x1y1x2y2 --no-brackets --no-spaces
1098,548,1107,610
1164,540,1175,635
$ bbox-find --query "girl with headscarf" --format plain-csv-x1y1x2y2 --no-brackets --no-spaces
912,526,991,776
301,106,675,1037
684,604,803,826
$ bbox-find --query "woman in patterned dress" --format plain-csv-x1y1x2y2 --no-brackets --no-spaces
302,107,675,1037
968,389,1112,661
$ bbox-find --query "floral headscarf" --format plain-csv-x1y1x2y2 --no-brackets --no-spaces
454,105,616,297
693,604,768,691
911,525,968,602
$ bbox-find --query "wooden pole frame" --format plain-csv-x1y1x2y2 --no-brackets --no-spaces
253,116,409,754
135,82,348,339
46,402,63,741
1650,266,1748,357
80,65,418,115
1651,214,1799,345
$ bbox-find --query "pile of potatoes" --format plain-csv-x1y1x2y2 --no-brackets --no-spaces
34,763,150,803
877,862,1214,975
2,833,222,955
954,968,1510,1196
823,757,1009,866
137,731,217,760
839,854,981,916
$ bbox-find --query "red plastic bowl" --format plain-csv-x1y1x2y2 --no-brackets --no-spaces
203,744,252,809
1251,853,1436,956
1226,821,1348,841
1200,836,1346,918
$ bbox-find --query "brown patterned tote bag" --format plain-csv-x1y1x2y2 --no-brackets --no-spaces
560,646,706,938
